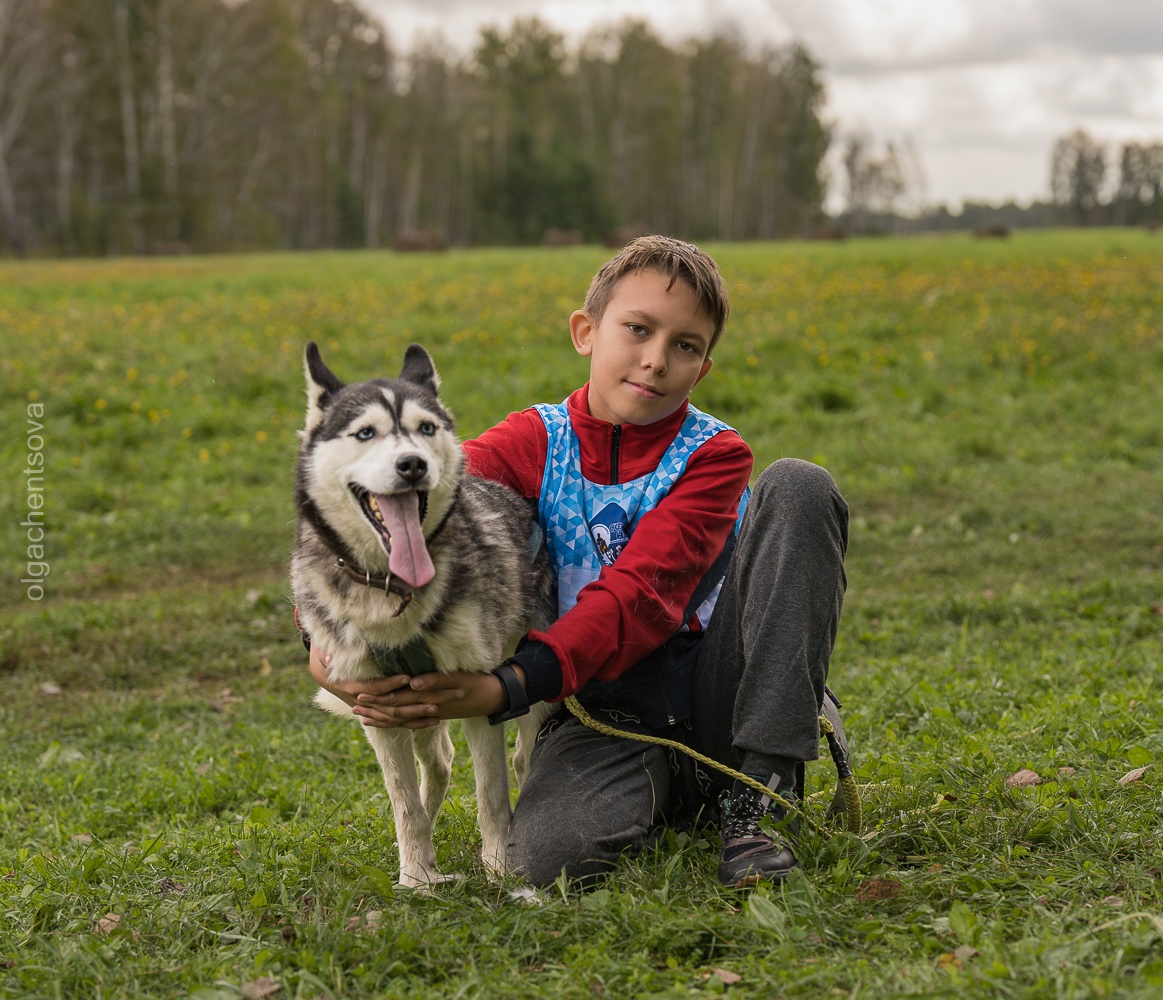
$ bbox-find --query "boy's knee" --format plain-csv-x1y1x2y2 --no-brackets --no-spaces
754,458,840,512
507,828,616,889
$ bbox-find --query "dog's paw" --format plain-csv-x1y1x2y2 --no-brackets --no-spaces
481,844,507,878
508,886,544,906
398,867,461,892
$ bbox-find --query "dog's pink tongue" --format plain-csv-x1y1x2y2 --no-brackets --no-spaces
376,492,435,588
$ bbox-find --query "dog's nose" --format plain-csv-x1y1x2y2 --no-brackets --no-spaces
396,455,428,483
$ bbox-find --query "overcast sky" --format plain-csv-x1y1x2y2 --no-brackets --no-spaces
361,0,1163,210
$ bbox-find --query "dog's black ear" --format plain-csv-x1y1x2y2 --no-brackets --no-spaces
399,343,440,395
304,341,345,433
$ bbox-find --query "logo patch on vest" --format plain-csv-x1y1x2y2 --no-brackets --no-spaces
590,502,630,566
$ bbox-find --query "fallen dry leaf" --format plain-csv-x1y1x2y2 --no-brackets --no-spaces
95,913,120,935
345,910,383,933
955,945,980,963
855,878,903,902
710,968,741,986
40,683,62,696
259,656,273,677
1118,765,1150,785
1058,767,1076,777
1005,769,1040,788
1101,896,1125,907
241,977,281,1000
937,952,962,970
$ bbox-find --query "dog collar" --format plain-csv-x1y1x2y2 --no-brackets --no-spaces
337,558,413,617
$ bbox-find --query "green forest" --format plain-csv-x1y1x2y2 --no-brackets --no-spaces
0,0,830,255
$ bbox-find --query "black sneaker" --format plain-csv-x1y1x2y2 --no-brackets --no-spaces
717,775,799,888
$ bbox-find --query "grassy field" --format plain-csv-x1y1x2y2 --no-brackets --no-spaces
1,230,1161,998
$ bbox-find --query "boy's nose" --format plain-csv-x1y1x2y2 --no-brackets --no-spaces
642,349,666,374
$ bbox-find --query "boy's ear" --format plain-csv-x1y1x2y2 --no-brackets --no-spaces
569,310,595,357
692,356,713,389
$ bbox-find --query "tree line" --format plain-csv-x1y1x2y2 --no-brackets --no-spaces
832,127,1163,236
0,0,830,256
1048,128,1163,228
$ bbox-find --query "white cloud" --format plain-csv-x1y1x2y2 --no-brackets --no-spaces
360,0,1163,208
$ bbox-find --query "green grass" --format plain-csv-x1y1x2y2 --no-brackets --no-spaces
2,230,1161,997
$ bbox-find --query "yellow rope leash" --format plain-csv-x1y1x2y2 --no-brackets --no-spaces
819,714,863,835
563,695,862,836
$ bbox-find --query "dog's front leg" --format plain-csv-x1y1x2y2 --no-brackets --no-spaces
460,714,511,876
512,703,553,791
412,723,455,835
363,726,453,889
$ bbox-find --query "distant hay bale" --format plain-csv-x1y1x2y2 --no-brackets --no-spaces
973,223,1011,239
811,223,847,241
541,228,585,247
393,229,447,252
603,223,650,249
150,240,192,255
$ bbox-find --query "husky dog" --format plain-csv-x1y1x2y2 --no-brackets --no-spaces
291,342,555,888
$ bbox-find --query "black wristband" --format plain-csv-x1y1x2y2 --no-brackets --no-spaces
487,661,530,726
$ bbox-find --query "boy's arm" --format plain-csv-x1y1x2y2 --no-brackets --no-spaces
513,431,754,703
461,408,548,498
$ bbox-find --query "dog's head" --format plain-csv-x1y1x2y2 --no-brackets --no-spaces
297,342,462,588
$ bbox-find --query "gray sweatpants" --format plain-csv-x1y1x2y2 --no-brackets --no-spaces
506,458,850,886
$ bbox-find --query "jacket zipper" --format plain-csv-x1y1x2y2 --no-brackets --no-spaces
610,424,622,485
654,660,677,727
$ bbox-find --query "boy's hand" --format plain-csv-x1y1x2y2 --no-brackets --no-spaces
309,642,526,728
352,669,524,728
307,642,421,727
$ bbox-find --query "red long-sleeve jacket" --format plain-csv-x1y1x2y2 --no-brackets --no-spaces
463,385,754,704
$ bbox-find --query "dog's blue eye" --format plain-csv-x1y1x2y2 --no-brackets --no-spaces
418,421,436,436
354,427,375,441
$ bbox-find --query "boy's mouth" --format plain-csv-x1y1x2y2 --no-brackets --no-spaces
626,380,663,398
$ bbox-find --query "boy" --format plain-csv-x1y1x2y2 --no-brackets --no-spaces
309,236,849,888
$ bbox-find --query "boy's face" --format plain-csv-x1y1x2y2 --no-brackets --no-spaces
570,269,715,427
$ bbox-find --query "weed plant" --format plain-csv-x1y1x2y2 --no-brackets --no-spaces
1,231,1161,997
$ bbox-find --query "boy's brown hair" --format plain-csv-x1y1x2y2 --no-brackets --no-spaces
582,235,730,354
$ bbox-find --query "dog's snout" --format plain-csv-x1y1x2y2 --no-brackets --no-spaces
396,454,428,483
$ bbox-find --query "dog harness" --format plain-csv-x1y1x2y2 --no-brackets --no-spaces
533,401,749,626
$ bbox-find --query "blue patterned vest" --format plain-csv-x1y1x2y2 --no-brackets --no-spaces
533,401,750,627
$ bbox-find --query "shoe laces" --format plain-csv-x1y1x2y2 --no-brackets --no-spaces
720,787,782,841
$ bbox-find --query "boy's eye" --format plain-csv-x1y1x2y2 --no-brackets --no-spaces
677,341,698,354
627,323,648,336
353,426,376,441
418,421,436,436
